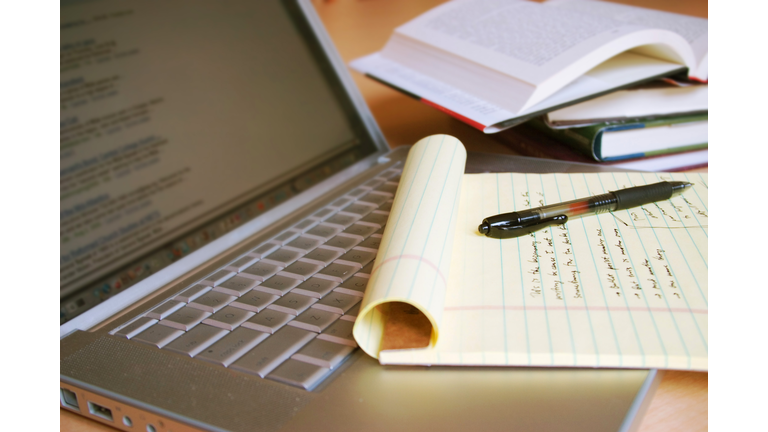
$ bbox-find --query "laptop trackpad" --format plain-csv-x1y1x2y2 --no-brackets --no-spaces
282,353,652,432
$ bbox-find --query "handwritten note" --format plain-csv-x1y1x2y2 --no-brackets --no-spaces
354,135,708,371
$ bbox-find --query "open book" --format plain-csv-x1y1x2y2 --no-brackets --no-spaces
353,135,708,370
351,0,708,133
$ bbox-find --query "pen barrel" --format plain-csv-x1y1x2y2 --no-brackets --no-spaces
529,193,617,220
611,182,676,211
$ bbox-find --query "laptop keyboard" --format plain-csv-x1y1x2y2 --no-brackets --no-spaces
112,166,401,390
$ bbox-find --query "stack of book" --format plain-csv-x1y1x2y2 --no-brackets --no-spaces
499,78,708,171
350,0,708,171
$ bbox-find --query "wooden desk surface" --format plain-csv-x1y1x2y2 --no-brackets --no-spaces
61,0,707,430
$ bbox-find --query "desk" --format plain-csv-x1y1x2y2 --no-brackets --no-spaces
61,0,707,430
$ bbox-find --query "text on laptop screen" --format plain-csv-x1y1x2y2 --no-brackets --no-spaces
60,0,379,321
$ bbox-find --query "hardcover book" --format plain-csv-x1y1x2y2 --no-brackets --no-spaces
351,0,708,133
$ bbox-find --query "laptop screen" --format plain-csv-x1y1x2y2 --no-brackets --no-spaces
60,0,381,323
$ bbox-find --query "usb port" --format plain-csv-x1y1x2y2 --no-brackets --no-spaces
60,388,79,411
87,401,114,422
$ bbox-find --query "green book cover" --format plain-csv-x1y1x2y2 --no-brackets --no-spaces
529,113,708,162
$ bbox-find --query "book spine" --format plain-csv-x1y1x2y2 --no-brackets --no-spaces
527,118,602,161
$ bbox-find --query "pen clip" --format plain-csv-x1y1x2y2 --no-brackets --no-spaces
488,214,568,239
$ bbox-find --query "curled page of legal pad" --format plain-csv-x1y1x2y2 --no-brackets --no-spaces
353,135,466,359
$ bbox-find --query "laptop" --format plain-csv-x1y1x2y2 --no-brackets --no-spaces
60,1,661,431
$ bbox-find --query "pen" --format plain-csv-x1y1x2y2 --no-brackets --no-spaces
477,181,693,239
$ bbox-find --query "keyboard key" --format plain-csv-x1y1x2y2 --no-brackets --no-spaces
230,326,316,377
323,234,361,252
343,202,377,217
305,223,342,240
289,308,340,333
315,262,359,283
361,178,384,189
163,324,229,357
335,275,369,297
247,242,280,259
283,236,322,253
279,261,323,281
358,261,374,277
159,307,211,331
255,275,301,296
199,270,236,287
188,291,236,313
267,293,318,316
317,319,357,347
328,197,354,210
309,207,335,221
241,308,294,334
261,248,303,267
358,192,391,206
313,292,360,315
203,306,255,330
377,168,401,179
271,230,300,245
375,181,398,195
300,246,342,266
230,290,279,312
342,223,379,238
267,359,331,390
324,212,360,228
360,211,389,227
114,317,157,339
340,302,361,322
345,187,369,200
379,200,394,212
213,276,258,297
195,327,269,366
292,338,355,369
356,236,382,252
292,277,338,299
336,249,376,269
292,218,318,233
224,255,260,273
146,300,185,320
133,324,184,348
174,284,212,303
239,262,282,281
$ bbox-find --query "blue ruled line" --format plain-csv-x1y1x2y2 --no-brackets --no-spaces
406,142,459,299
496,174,509,363
511,174,532,365
525,174,554,365
592,174,646,366
573,174,622,365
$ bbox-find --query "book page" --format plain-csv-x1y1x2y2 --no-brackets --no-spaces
387,0,694,111
550,0,708,70
353,135,466,359
393,0,651,85
356,138,708,370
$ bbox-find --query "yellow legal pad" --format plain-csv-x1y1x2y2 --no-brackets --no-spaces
353,135,708,371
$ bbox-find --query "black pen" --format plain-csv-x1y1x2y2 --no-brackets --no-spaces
478,181,693,239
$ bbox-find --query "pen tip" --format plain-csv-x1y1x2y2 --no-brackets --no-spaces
669,181,694,196
478,222,489,235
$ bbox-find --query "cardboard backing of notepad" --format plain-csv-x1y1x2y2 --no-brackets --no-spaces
379,303,433,351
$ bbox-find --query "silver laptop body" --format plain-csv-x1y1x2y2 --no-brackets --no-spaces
60,1,660,431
